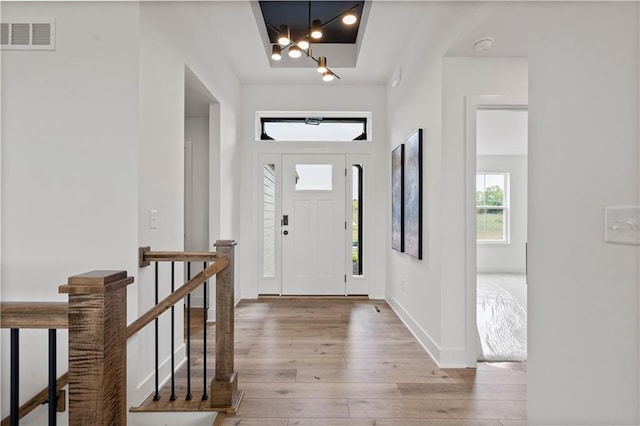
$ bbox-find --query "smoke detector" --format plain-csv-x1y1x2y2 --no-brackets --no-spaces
473,37,494,52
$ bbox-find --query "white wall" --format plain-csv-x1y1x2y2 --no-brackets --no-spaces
0,2,242,422
136,0,241,408
1,2,140,423
527,2,639,424
476,155,527,273
240,84,387,299
387,5,529,368
185,116,210,307
185,118,210,252
386,4,484,366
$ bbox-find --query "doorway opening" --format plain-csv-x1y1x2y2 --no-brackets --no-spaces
184,66,219,317
475,107,528,362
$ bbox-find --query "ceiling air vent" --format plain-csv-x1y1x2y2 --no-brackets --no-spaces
1,23,10,45
1,18,55,50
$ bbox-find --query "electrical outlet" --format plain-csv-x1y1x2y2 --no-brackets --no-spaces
605,206,640,245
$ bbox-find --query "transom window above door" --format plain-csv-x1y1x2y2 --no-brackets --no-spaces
257,112,371,141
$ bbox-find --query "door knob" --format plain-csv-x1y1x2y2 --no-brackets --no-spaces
283,230,289,235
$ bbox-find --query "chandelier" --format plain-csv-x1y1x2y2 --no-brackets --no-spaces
267,2,362,82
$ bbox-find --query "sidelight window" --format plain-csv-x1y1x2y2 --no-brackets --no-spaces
352,164,363,276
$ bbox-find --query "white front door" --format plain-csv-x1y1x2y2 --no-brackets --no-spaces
281,154,346,295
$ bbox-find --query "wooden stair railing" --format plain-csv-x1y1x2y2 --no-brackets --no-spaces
61,270,135,426
1,239,239,426
133,240,242,413
127,254,228,338
1,276,134,426
0,303,69,426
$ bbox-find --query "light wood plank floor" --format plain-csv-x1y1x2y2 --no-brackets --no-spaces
145,298,527,425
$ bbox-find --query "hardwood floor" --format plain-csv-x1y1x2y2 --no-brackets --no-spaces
143,298,527,425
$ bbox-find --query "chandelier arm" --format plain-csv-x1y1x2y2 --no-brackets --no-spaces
267,0,354,81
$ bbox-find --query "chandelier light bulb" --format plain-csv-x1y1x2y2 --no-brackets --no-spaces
298,37,310,51
322,70,334,82
316,56,327,73
288,45,302,58
278,24,291,46
310,20,323,39
342,12,357,25
271,45,282,61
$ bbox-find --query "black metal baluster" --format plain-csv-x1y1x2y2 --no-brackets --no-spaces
170,261,177,401
10,328,19,426
201,261,208,401
48,329,57,425
153,262,160,401
186,261,192,400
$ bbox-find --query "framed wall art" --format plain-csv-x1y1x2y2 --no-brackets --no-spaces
403,129,422,259
391,144,404,252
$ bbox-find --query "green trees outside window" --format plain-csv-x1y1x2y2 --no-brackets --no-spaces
476,174,508,241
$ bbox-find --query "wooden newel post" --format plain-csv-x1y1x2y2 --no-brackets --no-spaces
59,270,134,426
211,240,242,410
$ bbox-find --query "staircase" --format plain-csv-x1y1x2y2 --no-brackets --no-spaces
1,240,242,426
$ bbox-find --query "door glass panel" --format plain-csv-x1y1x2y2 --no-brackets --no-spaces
295,164,333,191
352,165,363,276
263,164,276,277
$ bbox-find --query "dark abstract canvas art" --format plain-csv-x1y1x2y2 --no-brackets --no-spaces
403,129,422,259
391,144,404,252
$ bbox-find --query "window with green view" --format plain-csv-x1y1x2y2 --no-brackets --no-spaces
476,173,509,242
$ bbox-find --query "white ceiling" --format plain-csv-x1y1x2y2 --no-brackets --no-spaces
445,2,529,58
176,1,528,86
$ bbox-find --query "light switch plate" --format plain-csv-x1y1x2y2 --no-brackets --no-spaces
149,210,158,229
605,206,640,245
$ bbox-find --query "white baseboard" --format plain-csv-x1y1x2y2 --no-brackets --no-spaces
128,411,218,426
385,293,468,368
384,293,441,364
